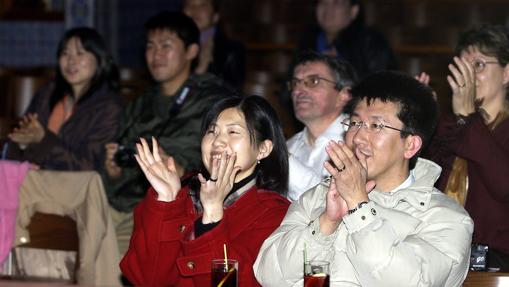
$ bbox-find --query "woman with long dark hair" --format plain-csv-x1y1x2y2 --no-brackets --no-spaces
7,27,122,170
120,95,290,286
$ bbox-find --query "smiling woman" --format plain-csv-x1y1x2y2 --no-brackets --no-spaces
6,27,122,171
120,95,290,286
426,24,509,272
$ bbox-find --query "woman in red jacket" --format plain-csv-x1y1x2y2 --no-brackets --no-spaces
120,95,290,286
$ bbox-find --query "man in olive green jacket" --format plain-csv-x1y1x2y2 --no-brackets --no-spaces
102,11,235,255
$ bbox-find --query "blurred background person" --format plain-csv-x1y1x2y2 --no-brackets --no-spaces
183,0,246,89
4,26,123,286
286,52,357,200
6,27,122,171
297,0,397,79
426,24,509,271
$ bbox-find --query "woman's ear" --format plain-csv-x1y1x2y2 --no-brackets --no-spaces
403,135,423,160
257,140,273,161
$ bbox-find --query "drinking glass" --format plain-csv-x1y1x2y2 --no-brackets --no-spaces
304,260,330,287
211,259,238,287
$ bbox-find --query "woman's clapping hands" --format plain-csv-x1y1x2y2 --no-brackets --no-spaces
135,137,181,202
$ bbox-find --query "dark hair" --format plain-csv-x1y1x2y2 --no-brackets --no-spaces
314,0,365,31
456,24,509,78
347,71,438,169
144,11,200,49
201,95,289,195
50,27,119,109
291,51,358,90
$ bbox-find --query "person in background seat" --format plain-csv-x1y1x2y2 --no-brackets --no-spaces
7,27,122,171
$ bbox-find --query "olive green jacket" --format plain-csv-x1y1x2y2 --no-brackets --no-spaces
103,73,234,212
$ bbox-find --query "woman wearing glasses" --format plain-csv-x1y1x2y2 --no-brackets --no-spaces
426,24,509,271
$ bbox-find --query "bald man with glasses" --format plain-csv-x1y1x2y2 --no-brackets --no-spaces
286,52,358,200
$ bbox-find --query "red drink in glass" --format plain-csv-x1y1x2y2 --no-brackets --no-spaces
304,260,330,287
304,273,330,287
211,259,238,287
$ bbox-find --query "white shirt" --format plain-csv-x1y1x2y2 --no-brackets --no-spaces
286,114,348,201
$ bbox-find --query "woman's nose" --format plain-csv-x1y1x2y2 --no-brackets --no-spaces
212,132,227,147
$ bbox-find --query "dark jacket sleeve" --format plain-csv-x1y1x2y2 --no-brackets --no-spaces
211,30,246,89
17,87,123,171
452,114,509,201
426,113,509,201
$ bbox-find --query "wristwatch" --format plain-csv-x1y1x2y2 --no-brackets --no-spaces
348,201,369,215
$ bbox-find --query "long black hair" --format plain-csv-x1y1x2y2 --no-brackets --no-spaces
200,95,289,196
50,27,119,110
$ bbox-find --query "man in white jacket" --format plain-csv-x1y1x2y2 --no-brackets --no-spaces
287,52,357,200
254,71,473,286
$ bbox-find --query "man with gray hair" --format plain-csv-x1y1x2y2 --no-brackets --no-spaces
286,52,357,200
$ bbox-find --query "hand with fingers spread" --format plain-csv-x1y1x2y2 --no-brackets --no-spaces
198,151,241,224
135,137,181,202
447,56,476,116
8,113,45,145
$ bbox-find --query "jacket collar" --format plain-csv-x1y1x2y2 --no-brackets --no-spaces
368,158,442,211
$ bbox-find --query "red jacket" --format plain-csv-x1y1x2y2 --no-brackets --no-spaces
120,185,290,286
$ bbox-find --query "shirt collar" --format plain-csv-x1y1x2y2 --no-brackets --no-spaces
303,114,348,146
389,173,415,193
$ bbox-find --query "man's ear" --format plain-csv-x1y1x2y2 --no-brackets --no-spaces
257,140,273,161
403,135,423,160
336,87,352,108
186,43,200,61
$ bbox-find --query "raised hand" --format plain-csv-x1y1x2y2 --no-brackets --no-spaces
198,151,241,224
134,137,181,202
415,72,438,100
320,141,375,235
447,56,476,116
323,178,349,224
8,113,45,145
324,141,372,208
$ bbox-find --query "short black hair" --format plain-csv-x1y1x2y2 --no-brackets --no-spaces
347,71,438,169
144,11,199,48
201,95,289,196
291,51,358,91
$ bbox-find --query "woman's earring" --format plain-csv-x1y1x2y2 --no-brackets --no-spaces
257,160,260,164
